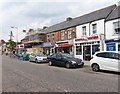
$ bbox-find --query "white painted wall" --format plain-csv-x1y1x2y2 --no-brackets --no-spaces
76,23,89,38
106,19,120,39
76,19,105,38
90,19,105,36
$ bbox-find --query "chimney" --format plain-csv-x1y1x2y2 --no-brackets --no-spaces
66,17,72,21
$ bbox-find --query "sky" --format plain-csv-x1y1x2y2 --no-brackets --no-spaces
0,0,120,42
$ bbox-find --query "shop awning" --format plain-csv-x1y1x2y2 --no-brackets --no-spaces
56,44,73,48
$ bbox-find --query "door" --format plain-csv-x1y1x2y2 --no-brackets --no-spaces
83,45,91,61
107,52,119,71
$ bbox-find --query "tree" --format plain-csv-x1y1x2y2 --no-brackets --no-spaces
6,39,16,52
6,31,16,57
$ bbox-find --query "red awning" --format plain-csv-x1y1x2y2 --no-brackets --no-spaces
56,44,73,48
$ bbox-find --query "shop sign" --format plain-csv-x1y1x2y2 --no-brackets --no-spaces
75,38,85,41
106,43,116,51
43,42,56,47
87,36,98,40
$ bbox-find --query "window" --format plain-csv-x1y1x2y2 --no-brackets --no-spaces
96,52,109,58
82,26,86,36
92,45,100,55
92,24,97,34
96,52,119,60
76,46,82,55
52,33,54,40
108,53,119,60
47,35,50,42
61,31,64,40
113,21,120,34
68,30,72,39
118,44,120,51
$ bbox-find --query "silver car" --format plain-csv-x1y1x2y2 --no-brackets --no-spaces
29,53,48,63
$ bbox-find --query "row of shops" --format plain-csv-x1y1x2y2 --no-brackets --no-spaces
19,35,120,61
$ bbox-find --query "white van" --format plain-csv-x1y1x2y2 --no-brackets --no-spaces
90,51,120,72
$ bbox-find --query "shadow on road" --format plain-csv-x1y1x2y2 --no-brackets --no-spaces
99,70,120,75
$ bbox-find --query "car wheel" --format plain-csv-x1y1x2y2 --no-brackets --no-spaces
66,63,70,69
49,61,52,66
92,63,100,72
29,58,31,62
35,59,38,63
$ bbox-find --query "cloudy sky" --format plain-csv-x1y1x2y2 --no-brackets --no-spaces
0,0,119,42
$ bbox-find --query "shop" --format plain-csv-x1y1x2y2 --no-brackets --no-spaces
74,35,101,61
42,42,56,55
105,38,120,52
55,40,73,54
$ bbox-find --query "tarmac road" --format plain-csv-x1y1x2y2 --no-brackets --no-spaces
2,55,119,92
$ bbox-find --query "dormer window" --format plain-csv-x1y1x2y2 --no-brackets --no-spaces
113,21,120,34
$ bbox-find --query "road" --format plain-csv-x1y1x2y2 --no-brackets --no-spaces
2,55,119,92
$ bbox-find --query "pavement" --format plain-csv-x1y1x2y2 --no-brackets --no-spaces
84,61,90,66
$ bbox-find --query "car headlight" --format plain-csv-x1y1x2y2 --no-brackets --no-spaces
71,61,76,64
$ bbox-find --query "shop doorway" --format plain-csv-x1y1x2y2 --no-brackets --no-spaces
83,45,91,61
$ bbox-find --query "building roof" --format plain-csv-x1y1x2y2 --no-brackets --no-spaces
106,5,120,21
44,4,116,33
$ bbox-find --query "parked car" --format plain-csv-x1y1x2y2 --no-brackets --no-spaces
90,51,120,72
47,53,84,68
29,53,48,63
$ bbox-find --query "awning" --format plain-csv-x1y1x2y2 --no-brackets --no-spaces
56,44,73,48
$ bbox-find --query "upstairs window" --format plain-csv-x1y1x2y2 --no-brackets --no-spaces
61,31,64,40
52,33,55,41
92,24,97,34
113,21,120,34
82,26,86,36
47,34,50,42
68,30,72,39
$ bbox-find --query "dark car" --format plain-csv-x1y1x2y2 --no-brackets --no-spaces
47,53,84,68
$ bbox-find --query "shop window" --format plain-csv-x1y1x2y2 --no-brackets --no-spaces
92,45,100,55
82,26,86,36
92,24,97,34
76,46,82,55
113,21,120,34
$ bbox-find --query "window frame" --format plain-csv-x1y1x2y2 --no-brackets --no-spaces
61,31,64,40
82,26,86,36
113,21,120,34
92,24,97,34
68,30,72,39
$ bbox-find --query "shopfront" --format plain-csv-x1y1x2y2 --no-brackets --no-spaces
55,40,73,54
105,38,120,52
74,35,100,61
42,42,56,55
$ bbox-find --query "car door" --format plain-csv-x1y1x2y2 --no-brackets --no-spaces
96,52,110,70
107,52,119,71
50,54,57,65
56,54,64,66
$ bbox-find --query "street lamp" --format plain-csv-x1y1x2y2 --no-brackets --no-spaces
11,26,18,55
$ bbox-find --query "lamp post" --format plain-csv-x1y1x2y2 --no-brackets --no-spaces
11,26,18,55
